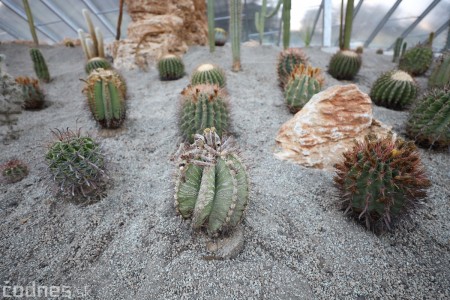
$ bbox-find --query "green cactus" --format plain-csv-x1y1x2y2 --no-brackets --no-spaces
334,134,430,232
157,54,185,80
207,0,215,52
277,48,308,88
399,43,433,76
214,28,227,46
85,57,111,74
15,76,45,110
45,128,107,197
284,64,324,113
29,48,50,83
328,50,362,80
1,159,28,183
84,69,126,129
393,37,403,62
230,0,242,72
180,84,229,143
174,128,249,236
428,52,450,88
406,87,450,148
191,64,226,88
370,70,418,110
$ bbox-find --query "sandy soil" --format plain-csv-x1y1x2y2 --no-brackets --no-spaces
0,42,449,299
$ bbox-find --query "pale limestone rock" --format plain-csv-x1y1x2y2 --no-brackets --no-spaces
275,84,393,171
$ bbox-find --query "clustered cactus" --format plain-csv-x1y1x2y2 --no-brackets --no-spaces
29,48,50,83
78,9,105,60
334,134,431,232
157,54,185,81
214,28,227,46
191,64,226,88
399,43,433,76
1,159,29,183
328,50,362,80
85,57,111,74
370,70,418,110
174,128,249,236
15,76,45,110
277,48,308,88
428,52,450,88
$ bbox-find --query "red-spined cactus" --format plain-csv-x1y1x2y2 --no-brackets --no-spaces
1,159,29,183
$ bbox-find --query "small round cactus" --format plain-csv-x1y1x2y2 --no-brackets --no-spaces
406,86,450,148
328,50,362,80
376,49,383,55
355,46,364,54
370,70,418,110
45,128,107,197
214,28,227,46
191,64,226,88
277,48,309,88
85,57,111,74
174,128,249,236
15,76,45,110
157,54,185,80
399,44,433,76
428,52,450,89
334,134,430,232
1,159,28,183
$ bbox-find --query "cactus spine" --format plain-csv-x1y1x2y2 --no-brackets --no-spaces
15,76,45,110
157,54,185,80
1,159,29,183
207,0,215,53
29,48,50,83
428,52,450,88
277,48,308,88
328,50,361,80
191,64,226,88
230,0,242,72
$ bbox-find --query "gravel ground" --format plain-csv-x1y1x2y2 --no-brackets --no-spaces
0,42,449,299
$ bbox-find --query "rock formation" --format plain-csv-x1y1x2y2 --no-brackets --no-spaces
275,84,393,171
0,72,23,142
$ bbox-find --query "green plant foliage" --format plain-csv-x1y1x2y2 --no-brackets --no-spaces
277,48,308,88
328,50,362,80
29,48,50,83
1,159,28,183
157,54,185,80
85,57,111,74
191,64,226,88
15,76,45,110
174,128,249,236
428,52,450,88
214,28,227,46
399,44,433,76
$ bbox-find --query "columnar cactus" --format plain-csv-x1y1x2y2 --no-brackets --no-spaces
180,84,229,142
15,76,45,110
215,28,227,46
191,64,226,88
370,70,418,110
1,159,28,183
428,52,450,88
277,48,308,88
284,64,324,113
157,54,185,80
230,0,242,71
328,50,361,80
406,87,450,148
334,134,430,232
85,57,111,74
399,43,433,76
29,48,50,83
84,69,126,129
45,128,107,197
174,128,249,236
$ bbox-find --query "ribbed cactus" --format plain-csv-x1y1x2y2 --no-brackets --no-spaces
428,52,450,88
214,28,227,46
85,57,111,74
207,0,215,52
230,0,242,72
392,37,406,63
399,43,433,76
46,128,107,197
180,84,229,143
191,64,226,88
406,87,450,148
284,64,324,113
370,70,418,110
29,48,50,83
157,54,185,80
1,159,28,183
15,76,45,110
328,50,362,80
334,134,430,232
277,48,308,88
174,128,249,236
84,69,126,129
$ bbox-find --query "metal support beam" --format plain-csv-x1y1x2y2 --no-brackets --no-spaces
0,23,22,39
310,0,323,41
364,0,402,47
0,0,59,42
353,0,364,18
387,0,441,50
41,0,80,33
81,0,115,35
420,18,450,45
322,0,332,47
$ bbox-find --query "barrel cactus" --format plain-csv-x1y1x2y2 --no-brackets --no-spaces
46,128,107,197
1,159,28,183
191,64,226,88
399,43,433,76
85,57,111,74
284,64,324,113
406,86,450,148
157,54,185,80
334,134,430,232
328,50,362,80
277,48,308,88
84,69,126,129
428,52,450,88
215,28,227,46
180,84,229,143
370,70,418,110
29,48,50,83
174,127,249,236
15,76,45,110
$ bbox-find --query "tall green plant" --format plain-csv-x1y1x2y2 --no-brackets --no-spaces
254,0,267,45
282,0,291,49
230,0,242,72
207,0,215,53
342,0,354,50
22,0,39,46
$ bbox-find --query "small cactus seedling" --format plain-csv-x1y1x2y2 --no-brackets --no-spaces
85,57,111,74
180,84,229,142
428,52,450,88
29,48,50,83
370,70,418,110
84,69,126,129
157,54,185,80
191,64,226,88
1,159,28,183
174,128,249,236
15,76,45,110
45,128,107,197
399,43,433,76
334,134,430,232
328,50,362,80
406,86,450,148
215,28,227,46
277,48,308,88
284,64,324,113
355,46,364,54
